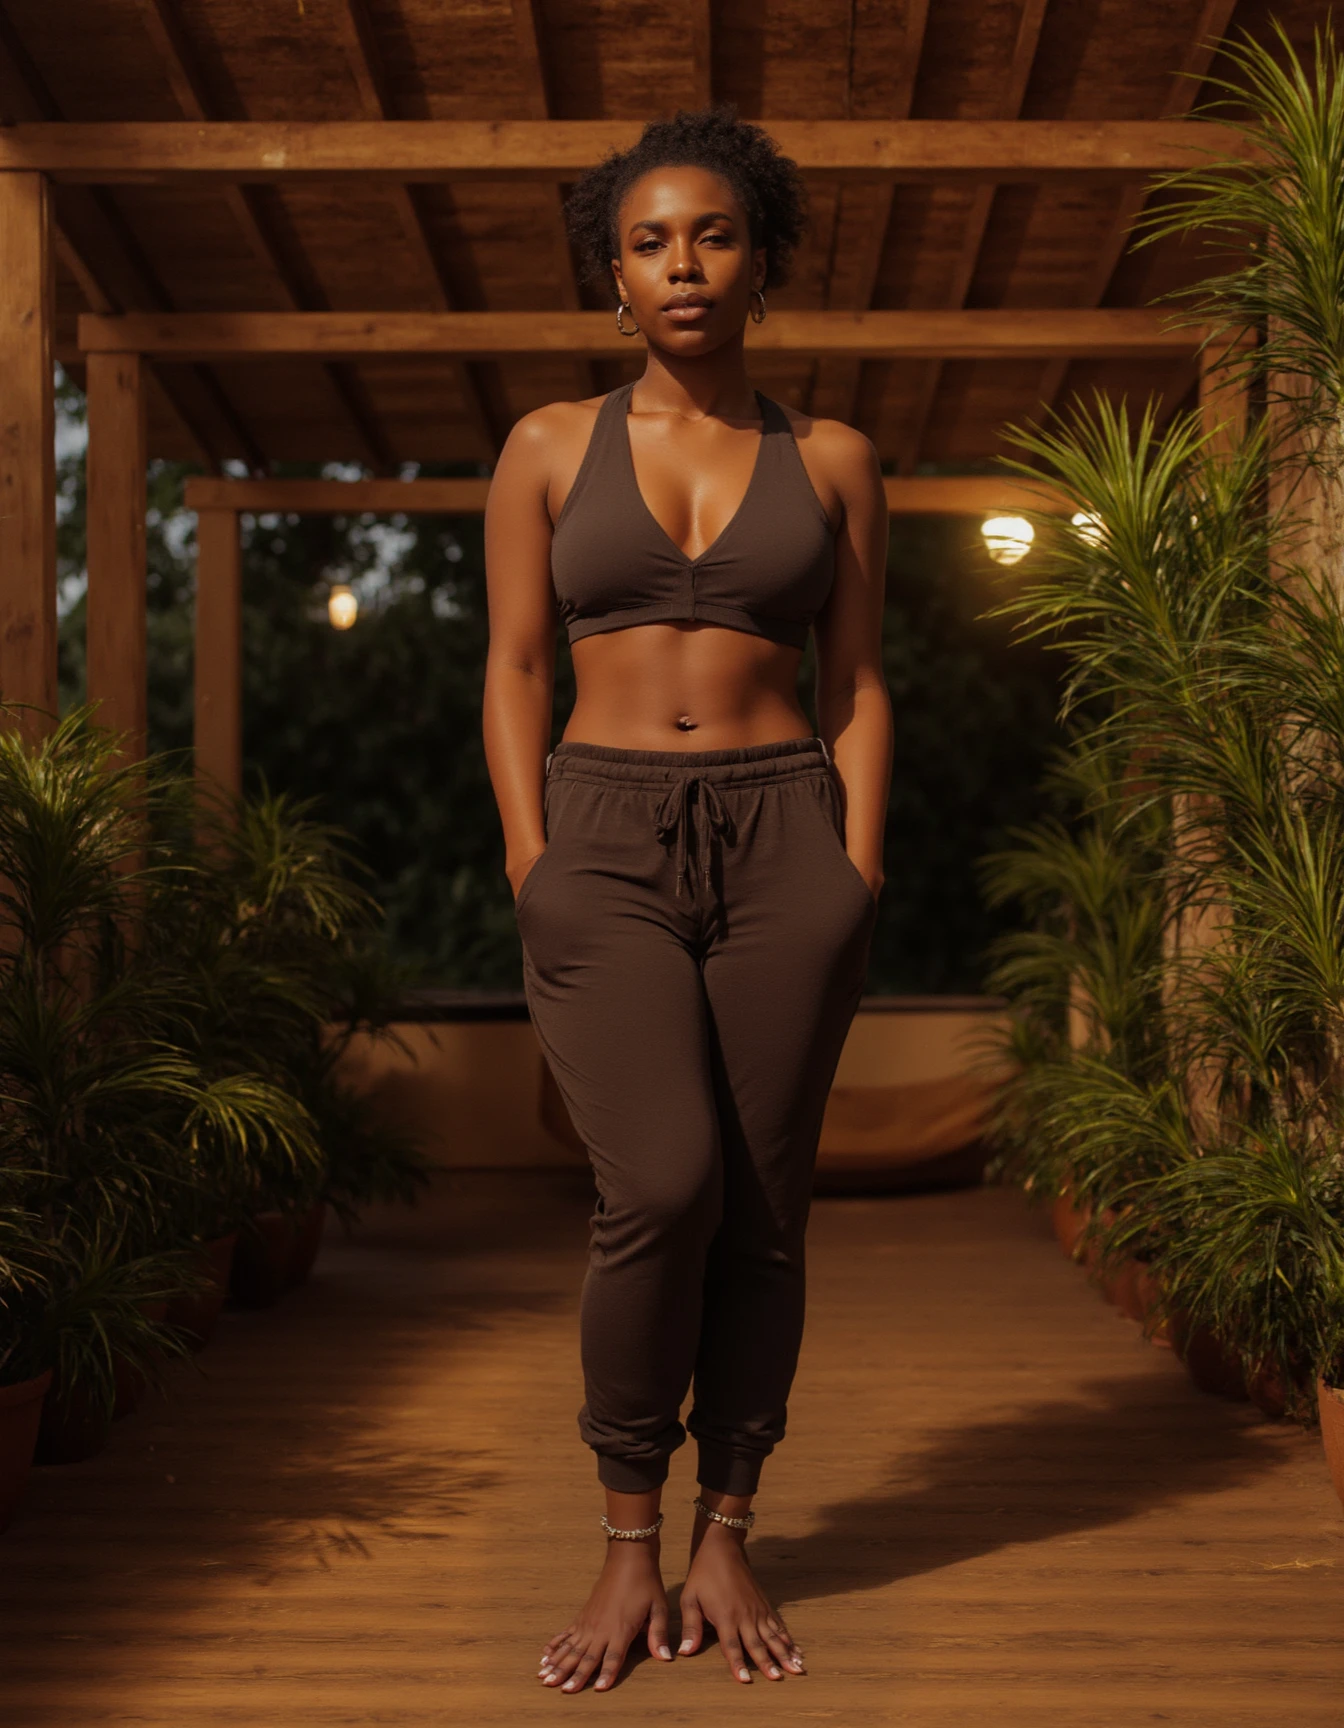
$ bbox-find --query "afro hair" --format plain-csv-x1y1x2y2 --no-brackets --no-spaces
564,106,808,302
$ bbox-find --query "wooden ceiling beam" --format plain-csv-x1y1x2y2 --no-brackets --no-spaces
811,0,930,426
0,6,242,469
81,307,1197,361
0,119,1252,183
183,473,1072,516
900,0,1050,473
508,0,597,402
332,0,505,457
1034,0,1240,418
137,0,394,472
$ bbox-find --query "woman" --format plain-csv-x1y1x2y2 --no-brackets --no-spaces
483,108,892,1694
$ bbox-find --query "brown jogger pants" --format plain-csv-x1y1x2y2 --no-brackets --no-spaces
516,736,878,1496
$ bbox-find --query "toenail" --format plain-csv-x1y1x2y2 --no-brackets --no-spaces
679,1639,694,1653
770,1666,781,1677
659,1645,672,1660
739,1667,751,1681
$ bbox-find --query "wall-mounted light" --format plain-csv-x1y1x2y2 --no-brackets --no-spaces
980,514,1034,567
1071,510,1106,548
328,583,358,630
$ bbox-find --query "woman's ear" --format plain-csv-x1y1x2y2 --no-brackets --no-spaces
752,248,768,292
611,259,626,304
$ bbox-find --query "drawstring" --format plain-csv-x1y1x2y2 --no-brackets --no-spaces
654,775,733,897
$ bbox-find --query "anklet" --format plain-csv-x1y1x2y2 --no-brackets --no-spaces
693,1496,755,1531
600,1512,664,1541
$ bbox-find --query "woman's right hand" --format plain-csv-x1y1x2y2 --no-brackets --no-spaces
508,848,546,902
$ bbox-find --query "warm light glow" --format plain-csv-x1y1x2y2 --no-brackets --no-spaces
1071,510,1106,548
328,583,358,630
980,515,1034,567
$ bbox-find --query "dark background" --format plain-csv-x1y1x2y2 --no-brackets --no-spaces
54,372,1060,993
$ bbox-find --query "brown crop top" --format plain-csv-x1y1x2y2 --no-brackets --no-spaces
549,382,835,650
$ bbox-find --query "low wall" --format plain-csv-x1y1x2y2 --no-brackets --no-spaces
334,993,1013,1183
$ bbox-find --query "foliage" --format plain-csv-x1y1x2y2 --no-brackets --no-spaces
0,710,428,1412
979,22,1344,1416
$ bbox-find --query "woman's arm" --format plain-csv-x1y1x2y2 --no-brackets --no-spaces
483,409,563,899
810,422,893,900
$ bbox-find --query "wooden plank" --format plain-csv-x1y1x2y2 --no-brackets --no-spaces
183,474,1069,516
810,0,930,425
899,0,1051,473
80,307,1196,359
138,0,395,473
0,170,56,733
0,1176,1340,1722
85,351,147,758
193,507,242,800
0,119,1254,183
1035,0,1241,418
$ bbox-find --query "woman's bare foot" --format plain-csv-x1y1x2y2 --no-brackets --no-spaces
679,1493,805,1683
539,1498,672,1694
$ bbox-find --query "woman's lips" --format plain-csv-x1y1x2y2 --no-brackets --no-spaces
662,300,713,322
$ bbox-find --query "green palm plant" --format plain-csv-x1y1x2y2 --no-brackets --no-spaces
977,22,1344,1415
0,709,321,1419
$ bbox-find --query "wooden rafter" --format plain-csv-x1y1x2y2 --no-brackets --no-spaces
80,307,1197,361
811,0,930,425
332,0,506,457
899,0,1050,473
0,119,1252,183
0,6,227,467
137,0,394,472
507,0,598,402
1034,0,1240,418
183,474,1072,516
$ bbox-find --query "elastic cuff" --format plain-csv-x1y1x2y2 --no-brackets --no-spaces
596,1451,670,1494
695,1439,764,1498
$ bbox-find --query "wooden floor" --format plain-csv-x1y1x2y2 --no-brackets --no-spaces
3,1173,1342,1726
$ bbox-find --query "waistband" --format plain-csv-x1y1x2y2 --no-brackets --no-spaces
545,734,831,789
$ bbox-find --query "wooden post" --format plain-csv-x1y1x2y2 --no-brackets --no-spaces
0,172,56,735
194,506,243,800
85,350,147,757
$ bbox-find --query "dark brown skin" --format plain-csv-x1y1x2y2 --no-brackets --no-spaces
482,163,894,1692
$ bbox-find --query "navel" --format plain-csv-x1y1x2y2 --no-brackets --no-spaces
674,714,697,732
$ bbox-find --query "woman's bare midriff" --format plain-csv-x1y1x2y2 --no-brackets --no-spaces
563,621,812,752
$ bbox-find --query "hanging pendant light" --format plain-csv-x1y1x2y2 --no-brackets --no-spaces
980,515,1034,566
328,583,358,630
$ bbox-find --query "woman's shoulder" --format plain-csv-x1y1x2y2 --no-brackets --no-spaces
774,402,880,483
506,391,617,451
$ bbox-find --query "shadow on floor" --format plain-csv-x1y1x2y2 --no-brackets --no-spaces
747,1374,1284,1610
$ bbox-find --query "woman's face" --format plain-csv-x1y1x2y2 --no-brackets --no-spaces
611,166,767,355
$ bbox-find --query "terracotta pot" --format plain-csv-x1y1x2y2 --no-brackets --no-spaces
285,1200,328,1290
1051,1190,1090,1261
1246,1360,1290,1420
165,1232,238,1349
32,1377,113,1466
112,1299,169,1420
1317,1378,1344,1512
0,1370,53,1532
230,1211,302,1309
1101,1257,1146,1320
1133,1264,1172,1347
1172,1315,1249,1401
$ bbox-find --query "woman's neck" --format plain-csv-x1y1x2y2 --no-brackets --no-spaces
630,337,759,423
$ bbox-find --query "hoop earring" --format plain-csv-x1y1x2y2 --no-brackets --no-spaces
749,288,767,325
616,301,640,337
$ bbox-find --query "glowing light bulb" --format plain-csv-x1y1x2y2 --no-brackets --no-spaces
328,583,358,630
980,515,1034,567
1071,510,1106,547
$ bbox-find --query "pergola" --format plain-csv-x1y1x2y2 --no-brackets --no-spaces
0,0,1302,787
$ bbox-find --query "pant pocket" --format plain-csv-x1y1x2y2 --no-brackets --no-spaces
815,773,879,909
